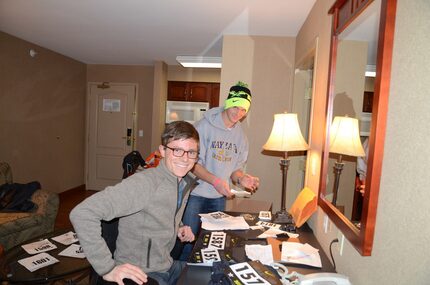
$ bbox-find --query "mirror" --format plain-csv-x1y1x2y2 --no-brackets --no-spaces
319,0,397,256
325,0,380,227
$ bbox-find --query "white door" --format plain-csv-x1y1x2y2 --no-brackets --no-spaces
86,82,137,190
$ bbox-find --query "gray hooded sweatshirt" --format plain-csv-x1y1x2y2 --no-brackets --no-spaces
70,160,197,275
192,107,249,199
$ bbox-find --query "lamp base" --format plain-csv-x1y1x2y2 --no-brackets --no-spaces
273,209,293,224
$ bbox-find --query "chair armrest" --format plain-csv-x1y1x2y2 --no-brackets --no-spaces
31,189,59,231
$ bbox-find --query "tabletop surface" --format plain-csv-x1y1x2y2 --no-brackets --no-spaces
178,212,335,284
0,228,91,283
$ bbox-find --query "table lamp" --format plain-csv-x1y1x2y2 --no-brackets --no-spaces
329,116,365,206
263,113,309,223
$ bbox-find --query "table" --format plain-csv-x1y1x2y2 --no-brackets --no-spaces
177,212,335,284
0,228,91,284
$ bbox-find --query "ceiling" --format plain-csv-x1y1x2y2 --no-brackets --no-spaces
0,0,316,65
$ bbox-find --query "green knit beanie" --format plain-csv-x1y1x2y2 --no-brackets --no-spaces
224,81,252,112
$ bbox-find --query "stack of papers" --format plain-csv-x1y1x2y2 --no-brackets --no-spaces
21,239,57,254
255,221,299,239
245,244,274,265
18,253,59,272
18,231,83,272
256,221,282,229
59,244,86,259
188,231,239,266
228,261,283,285
257,228,299,239
200,248,222,265
281,242,322,268
200,211,250,231
231,189,252,198
52,231,79,245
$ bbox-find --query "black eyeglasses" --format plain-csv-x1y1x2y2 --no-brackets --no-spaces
164,145,199,159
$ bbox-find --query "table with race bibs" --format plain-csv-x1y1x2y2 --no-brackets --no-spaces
177,211,335,285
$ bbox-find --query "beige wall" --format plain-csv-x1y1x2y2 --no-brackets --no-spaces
220,35,297,212
167,66,221,82
0,32,86,193
296,0,430,284
86,65,154,155
372,1,430,282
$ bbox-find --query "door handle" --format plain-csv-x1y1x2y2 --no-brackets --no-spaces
126,128,132,146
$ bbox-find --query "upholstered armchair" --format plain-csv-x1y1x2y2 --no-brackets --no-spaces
0,162,59,250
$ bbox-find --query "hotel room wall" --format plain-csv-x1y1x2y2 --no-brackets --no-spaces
86,64,155,156
0,31,86,194
296,0,430,284
220,35,297,212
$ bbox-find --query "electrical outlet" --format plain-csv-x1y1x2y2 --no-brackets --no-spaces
337,231,345,256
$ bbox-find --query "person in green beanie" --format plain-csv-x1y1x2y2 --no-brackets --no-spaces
179,81,260,261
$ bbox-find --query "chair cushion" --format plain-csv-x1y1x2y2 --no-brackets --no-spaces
0,212,32,224
0,212,42,236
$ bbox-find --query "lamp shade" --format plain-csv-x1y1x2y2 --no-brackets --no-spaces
263,113,309,152
329,116,365,157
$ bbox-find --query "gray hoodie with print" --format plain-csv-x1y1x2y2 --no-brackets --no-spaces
69,160,197,275
192,107,249,199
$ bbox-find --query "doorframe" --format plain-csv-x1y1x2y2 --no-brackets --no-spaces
292,37,319,189
84,82,138,189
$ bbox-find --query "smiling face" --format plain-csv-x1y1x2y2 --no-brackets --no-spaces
159,138,199,179
223,106,248,128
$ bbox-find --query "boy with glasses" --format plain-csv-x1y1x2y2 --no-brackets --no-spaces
70,121,199,285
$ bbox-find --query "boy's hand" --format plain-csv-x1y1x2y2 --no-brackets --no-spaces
213,178,233,197
103,263,147,285
178,225,195,242
240,174,260,193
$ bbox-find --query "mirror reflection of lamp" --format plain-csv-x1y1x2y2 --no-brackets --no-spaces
329,116,365,206
263,113,309,224
169,112,179,121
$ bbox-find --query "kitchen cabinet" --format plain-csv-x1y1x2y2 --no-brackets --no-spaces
168,81,219,108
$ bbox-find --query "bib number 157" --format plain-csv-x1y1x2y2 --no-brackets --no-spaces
230,262,271,285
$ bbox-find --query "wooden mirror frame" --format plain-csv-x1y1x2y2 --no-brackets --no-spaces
318,0,397,256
